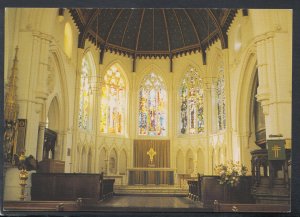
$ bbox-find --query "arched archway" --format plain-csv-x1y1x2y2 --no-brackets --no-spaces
99,148,107,174
197,148,205,175
119,149,127,175
81,147,87,173
87,147,93,173
109,148,118,175
176,150,184,174
186,149,194,174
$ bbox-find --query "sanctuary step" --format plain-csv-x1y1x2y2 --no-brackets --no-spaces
114,185,188,196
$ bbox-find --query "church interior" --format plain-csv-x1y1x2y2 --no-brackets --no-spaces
3,8,292,213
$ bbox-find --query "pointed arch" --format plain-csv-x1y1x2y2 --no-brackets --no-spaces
186,149,194,174
138,72,167,136
179,66,205,134
197,148,205,174
98,147,107,173
176,149,184,174
109,148,118,175
99,62,128,135
119,149,127,175
87,147,93,173
78,51,96,130
81,146,87,172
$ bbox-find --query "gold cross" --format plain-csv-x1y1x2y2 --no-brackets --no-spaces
147,148,156,164
272,144,281,158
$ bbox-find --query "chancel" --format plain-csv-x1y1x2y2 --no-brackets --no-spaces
3,8,292,213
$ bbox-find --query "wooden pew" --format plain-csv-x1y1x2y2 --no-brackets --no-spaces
213,200,290,212
31,172,115,201
3,201,77,211
187,175,254,208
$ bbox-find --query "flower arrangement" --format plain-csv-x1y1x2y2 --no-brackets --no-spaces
214,160,248,187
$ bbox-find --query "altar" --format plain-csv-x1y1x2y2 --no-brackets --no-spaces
129,139,174,185
128,168,174,185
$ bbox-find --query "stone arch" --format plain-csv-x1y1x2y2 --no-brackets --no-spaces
236,46,257,139
176,149,184,174
186,149,194,174
109,148,118,175
98,147,107,173
197,148,205,175
119,149,127,175
87,147,93,173
47,96,60,131
81,146,87,173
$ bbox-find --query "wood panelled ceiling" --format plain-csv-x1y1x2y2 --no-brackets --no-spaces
70,9,237,59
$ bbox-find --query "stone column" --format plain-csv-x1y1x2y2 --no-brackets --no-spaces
36,122,46,161
222,48,233,161
256,31,292,142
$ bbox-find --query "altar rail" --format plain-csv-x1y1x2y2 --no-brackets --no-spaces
128,168,174,185
187,175,254,208
31,173,114,201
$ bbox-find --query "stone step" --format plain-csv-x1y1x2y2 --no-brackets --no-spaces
114,185,188,196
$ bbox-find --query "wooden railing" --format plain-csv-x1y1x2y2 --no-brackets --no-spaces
213,200,290,212
3,201,77,211
187,174,201,201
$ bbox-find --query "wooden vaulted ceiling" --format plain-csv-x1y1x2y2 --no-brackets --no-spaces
70,9,237,61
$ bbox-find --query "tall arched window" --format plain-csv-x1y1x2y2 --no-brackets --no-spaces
99,65,126,134
138,73,167,136
78,55,93,130
216,67,226,130
180,67,204,134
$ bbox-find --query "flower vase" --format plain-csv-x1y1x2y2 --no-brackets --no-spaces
19,169,28,201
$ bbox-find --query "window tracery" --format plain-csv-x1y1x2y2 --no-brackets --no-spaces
138,73,167,136
78,57,91,129
216,67,226,130
180,67,204,134
100,65,126,134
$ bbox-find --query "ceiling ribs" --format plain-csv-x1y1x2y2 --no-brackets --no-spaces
121,10,134,47
105,9,123,44
172,9,186,47
152,9,154,51
162,9,171,53
78,9,101,49
184,9,206,65
135,9,145,53
207,9,227,49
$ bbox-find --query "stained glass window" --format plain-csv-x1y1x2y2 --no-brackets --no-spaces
180,67,204,134
78,57,91,129
138,73,167,136
216,67,226,130
100,65,126,134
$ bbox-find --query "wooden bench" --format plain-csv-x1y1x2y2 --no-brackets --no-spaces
31,172,115,201
213,200,290,212
3,201,77,211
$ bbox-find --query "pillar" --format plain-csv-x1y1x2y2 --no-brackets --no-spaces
36,122,46,161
